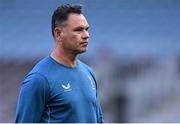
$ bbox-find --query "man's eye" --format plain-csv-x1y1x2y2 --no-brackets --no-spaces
74,28,83,32
85,27,89,31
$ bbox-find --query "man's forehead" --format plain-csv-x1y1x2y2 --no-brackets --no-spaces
67,13,89,27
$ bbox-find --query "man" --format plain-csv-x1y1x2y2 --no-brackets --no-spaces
15,4,103,123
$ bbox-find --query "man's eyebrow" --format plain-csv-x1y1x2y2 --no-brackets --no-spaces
73,26,89,31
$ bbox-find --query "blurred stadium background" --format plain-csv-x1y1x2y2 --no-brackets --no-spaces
0,0,180,122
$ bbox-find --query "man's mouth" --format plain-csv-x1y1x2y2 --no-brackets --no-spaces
80,42,88,45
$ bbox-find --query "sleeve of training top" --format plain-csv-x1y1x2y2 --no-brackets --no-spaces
97,98,104,123
88,69,104,123
15,73,50,123
95,81,104,123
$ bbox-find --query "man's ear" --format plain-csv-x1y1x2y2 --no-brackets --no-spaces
54,27,63,42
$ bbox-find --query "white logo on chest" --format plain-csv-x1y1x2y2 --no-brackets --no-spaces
62,83,72,92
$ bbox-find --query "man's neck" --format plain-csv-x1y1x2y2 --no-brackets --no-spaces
50,47,78,67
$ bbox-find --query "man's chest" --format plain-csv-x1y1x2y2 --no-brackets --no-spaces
48,71,97,106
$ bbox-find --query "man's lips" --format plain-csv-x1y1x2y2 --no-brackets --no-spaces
80,41,88,45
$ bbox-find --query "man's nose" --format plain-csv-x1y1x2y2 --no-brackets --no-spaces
82,31,89,39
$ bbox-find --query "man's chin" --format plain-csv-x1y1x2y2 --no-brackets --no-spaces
78,50,87,54
78,48,87,54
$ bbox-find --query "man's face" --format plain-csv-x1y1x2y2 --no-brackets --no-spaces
60,13,89,54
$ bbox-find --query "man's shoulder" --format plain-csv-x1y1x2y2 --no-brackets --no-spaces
78,59,92,70
78,59,95,75
22,56,53,85
27,56,53,77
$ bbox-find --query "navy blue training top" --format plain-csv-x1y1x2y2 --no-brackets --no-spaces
15,56,103,123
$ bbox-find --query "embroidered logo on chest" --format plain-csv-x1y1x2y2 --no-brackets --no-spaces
62,83,72,92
